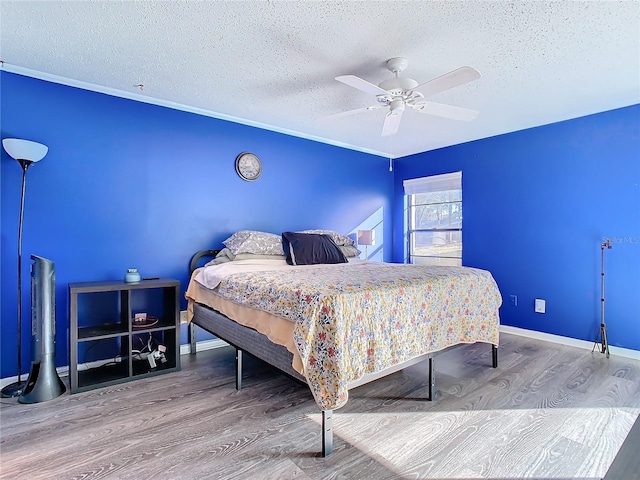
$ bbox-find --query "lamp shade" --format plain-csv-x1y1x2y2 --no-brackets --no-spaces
2,138,48,162
358,229,375,246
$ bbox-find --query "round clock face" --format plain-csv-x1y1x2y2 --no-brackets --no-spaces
235,152,262,181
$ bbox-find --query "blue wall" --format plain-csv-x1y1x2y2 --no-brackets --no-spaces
393,105,640,351
2,70,638,380
0,72,393,378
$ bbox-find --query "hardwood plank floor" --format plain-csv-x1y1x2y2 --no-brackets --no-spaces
1,333,638,480
604,409,640,480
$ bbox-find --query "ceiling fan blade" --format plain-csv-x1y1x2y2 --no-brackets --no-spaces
381,111,403,137
319,104,382,121
414,66,481,98
410,101,479,121
336,75,390,96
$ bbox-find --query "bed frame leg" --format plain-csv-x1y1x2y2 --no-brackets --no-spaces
322,410,333,457
492,344,498,368
235,348,243,390
428,356,435,401
189,323,197,355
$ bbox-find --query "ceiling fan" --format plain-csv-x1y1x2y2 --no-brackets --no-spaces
328,57,481,137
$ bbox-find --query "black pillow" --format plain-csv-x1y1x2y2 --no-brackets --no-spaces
281,232,348,266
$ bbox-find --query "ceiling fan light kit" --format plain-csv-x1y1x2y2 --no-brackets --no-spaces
331,57,481,137
389,100,405,115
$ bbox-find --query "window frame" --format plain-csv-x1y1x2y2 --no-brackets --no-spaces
404,172,462,266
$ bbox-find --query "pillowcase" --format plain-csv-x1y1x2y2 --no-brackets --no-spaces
222,230,284,256
204,247,234,266
339,245,361,258
298,229,356,248
233,252,286,261
204,248,286,266
281,232,348,266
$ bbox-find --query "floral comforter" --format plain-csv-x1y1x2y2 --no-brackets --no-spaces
198,261,502,410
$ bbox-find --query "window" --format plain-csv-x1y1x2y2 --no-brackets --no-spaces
404,171,462,266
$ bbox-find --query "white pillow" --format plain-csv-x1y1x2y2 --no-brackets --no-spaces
298,229,356,248
339,245,362,257
204,248,234,266
222,230,284,256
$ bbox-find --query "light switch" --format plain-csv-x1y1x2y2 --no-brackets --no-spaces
535,298,546,314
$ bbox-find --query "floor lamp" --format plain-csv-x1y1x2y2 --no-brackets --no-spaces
1,138,49,398
358,229,375,260
592,238,611,358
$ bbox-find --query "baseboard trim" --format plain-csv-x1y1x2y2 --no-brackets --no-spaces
499,325,640,361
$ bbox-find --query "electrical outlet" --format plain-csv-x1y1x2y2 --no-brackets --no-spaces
534,299,546,314
180,310,188,323
510,295,518,306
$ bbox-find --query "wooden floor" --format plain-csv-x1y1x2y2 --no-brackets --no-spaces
1,333,639,480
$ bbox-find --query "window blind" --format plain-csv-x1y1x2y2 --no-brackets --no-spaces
403,171,462,195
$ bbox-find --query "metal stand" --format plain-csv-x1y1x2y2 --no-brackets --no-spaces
235,349,243,390
427,356,435,401
189,322,197,355
322,410,333,457
592,239,611,358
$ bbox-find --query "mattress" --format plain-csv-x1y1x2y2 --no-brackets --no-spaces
186,269,305,374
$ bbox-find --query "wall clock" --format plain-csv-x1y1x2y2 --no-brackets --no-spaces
235,152,262,181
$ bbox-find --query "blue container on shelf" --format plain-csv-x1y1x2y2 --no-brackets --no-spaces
124,268,141,283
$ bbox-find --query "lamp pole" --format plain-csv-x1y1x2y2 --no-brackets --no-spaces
1,139,48,398
1,160,33,396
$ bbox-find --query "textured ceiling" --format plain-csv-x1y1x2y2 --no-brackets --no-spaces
1,1,639,159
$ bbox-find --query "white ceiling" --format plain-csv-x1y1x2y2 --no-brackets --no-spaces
1,1,639,159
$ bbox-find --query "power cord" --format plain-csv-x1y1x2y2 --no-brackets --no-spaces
77,333,167,371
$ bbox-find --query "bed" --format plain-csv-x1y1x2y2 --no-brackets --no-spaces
185,230,502,456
